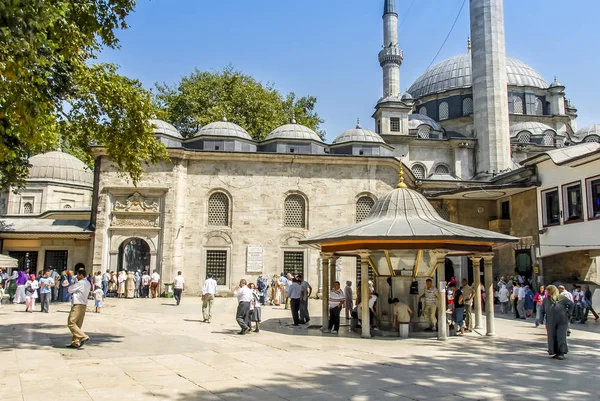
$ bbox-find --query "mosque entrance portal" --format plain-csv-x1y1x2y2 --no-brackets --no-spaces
118,238,150,272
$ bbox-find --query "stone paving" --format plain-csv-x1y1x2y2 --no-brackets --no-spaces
1,296,599,401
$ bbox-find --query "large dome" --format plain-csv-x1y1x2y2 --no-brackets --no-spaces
149,119,182,138
333,123,385,145
265,121,322,142
28,151,93,187
408,54,548,99
196,118,253,141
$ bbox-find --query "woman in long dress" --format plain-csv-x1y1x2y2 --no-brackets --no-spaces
117,270,126,298
541,285,573,360
13,270,28,304
125,271,135,299
59,271,72,302
272,275,281,306
6,270,18,302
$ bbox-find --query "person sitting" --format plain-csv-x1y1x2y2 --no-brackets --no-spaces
392,298,412,329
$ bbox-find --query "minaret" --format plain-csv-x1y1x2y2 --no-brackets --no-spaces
470,0,511,174
379,0,403,98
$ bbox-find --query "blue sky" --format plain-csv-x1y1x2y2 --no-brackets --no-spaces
100,0,600,142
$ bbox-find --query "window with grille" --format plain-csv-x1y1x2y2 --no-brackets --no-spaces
438,102,449,120
417,125,431,139
23,202,33,214
284,195,306,228
412,164,426,179
390,117,400,132
518,132,530,143
356,196,375,223
208,192,230,226
64,204,72,209
435,206,450,221
44,250,68,272
512,95,523,114
419,106,427,116
283,251,304,276
462,98,473,116
9,251,38,271
355,256,374,283
542,132,554,146
206,250,227,285
535,98,544,115
435,165,450,174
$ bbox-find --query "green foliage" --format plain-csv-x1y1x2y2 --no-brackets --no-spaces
155,66,324,140
0,0,168,189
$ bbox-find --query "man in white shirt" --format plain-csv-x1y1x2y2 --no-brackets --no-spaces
323,281,345,334
287,278,302,326
173,271,185,306
513,282,522,319
150,270,160,298
517,283,526,320
233,279,252,335
67,264,91,349
101,270,110,297
141,271,151,298
202,274,218,323
49,268,60,302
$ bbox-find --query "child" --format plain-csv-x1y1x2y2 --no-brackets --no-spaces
93,286,104,313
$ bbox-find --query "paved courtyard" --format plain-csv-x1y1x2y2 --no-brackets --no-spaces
1,296,599,401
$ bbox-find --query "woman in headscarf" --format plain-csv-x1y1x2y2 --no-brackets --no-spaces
135,270,142,298
117,270,126,298
125,271,136,299
6,269,18,302
541,285,573,360
534,285,546,327
13,269,29,304
24,274,39,312
524,285,534,317
59,271,73,302
344,281,353,320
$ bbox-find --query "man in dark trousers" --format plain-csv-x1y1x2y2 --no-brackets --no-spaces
288,277,302,326
233,279,252,335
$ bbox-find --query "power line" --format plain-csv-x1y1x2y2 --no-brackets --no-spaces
425,0,467,71
398,0,418,31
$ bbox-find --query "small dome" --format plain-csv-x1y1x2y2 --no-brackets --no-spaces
401,92,414,101
149,119,182,138
28,151,93,187
197,118,253,141
574,124,600,141
265,122,322,142
333,122,386,145
509,122,556,138
408,114,442,131
549,76,564,88
408,54,548,99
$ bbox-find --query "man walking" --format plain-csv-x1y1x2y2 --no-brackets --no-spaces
38,270,55,313
202,274,218,323
323,281,345,334
288,277,302,326
419,278,438,331
150,269,160,298
49,268,60,302
234,279,252,335
101,270,110,297
461,278,474,332
517,282,527,319
298,274,312,324
67,264,91,349
141,270,150,298
173,271,185,305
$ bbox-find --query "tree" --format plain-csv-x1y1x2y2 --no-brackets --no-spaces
0,0,168,189
154,66,324,140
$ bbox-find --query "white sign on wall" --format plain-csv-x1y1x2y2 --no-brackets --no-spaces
246,245,264,273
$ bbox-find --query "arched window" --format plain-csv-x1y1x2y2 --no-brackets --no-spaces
585,136,600,143
23,202,33,214
63,204,72,209
542,132,554,146
418,106,427,116
284,194,306,228
462,98,473,116
356,196,375,223
417,125,431,139
411,164,426,179
435,165,450,175
512,95,523,114
517,132,531,143
535,98,544,116
435,205,450,221
438,102,449,120
207,192,230,226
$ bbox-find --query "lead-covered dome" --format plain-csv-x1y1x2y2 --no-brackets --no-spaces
265,121,322,142
574,124,600,142
408,114,442,131
333,122,386,145
196,117,253,141
28,151,93,187
149,119,182,138
407,54,548,99
509,122,556,138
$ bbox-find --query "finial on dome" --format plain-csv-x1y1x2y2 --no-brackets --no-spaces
222,115,228,122
291,112,297,124
356,118,361,129
467,37,471,52
397,158,408,189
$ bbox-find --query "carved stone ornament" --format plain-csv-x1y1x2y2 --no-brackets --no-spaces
113,192,159,212
111,214,159,228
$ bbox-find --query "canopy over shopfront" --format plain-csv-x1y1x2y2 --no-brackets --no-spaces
0,254,18,268
300,165,518,339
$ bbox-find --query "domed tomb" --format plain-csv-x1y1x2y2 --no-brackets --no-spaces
28,151,93,187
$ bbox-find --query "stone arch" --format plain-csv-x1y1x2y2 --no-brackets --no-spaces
280,232,306,247
411,163,427,180
283,190,309,229
203,230,233,247
432,163,451,175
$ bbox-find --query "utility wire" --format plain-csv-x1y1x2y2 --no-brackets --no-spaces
425,0,467,71
398,0,418,31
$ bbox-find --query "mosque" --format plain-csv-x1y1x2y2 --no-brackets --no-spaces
1,0,599,294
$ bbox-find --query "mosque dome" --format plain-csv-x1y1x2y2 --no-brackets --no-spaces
509,122,556,138
401,92,414,102
407,54,548,99
265,120,322,142
408,114,442,131
574,124,600,142
196,117,253,141
333,122,386,145
149,119,182,138
28,151,93,187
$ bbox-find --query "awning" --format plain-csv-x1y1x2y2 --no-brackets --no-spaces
0,254,18,268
